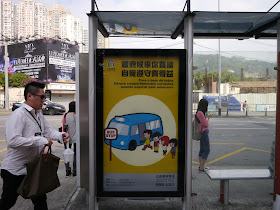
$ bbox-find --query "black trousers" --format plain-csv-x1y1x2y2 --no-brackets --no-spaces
0,169,48,210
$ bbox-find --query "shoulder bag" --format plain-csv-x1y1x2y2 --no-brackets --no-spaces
17,146,61,199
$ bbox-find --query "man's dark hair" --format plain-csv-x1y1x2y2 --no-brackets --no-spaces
24,82,45,100
68,101,76,113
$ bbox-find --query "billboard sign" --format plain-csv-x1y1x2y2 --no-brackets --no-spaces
0,38,79,82
48,40,78,82
96,49,186,197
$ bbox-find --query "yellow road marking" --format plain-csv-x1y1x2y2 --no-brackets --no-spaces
205,147,248,166
192,161,199,164
246,147,270,153
210,143,245,145
0,148,7,153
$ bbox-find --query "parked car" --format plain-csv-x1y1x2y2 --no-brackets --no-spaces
12,100,25,111
12,100,66,115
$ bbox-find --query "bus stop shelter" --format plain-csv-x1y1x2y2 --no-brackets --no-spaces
79,4,280,209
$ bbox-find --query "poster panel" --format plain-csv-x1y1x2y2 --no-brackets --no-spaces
0,39,47,80
0,38,79,82
47,39,79,82
96,49,186,197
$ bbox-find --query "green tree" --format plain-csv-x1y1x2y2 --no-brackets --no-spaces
9,73,29,87
0,72,36,88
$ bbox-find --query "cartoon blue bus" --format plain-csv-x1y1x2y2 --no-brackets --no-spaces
104,113,163,151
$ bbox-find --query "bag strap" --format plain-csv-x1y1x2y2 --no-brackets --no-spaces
195,114,203,133
40,146,52,155
24,108,42,132
62,113,68,132
195,114,200,124
40,146,46,154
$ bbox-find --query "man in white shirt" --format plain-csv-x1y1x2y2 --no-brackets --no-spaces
0,81,69,210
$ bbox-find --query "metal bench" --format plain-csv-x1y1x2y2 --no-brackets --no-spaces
205,169,272,205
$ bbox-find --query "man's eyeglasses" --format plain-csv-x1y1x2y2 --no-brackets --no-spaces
31,93,46,99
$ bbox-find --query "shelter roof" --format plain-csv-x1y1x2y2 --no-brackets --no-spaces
93,11,280,39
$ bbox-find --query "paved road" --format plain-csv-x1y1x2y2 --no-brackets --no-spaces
0,113,275,209
0,114,275,168
193,117,275,168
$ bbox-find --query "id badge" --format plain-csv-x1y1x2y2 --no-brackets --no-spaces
35,132,42,136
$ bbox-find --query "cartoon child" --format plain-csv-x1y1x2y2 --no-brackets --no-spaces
151,132,161,153
169,138,178,159
161,136,170,156
142,129,153,151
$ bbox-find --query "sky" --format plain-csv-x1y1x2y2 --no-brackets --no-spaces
13,0,280,62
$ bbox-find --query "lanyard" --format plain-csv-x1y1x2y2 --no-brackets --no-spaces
24,108,42,132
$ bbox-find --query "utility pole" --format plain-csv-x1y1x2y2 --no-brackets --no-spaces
4,41,9,110
218,0,222,116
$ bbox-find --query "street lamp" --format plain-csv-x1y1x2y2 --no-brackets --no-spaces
1,35,10,110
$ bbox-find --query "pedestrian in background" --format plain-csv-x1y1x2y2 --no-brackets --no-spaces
243,100,247,111
0,81,69,210
64,101,77,177
196,98,212,172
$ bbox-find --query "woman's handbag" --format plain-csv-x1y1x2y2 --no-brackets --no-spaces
192,114,201,141
17,146,61,199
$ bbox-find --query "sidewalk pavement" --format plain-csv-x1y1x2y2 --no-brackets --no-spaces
0,108,12,115
66,166,273,210
9,165,272,210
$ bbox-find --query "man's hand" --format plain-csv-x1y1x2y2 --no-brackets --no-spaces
46,138,53,146
62,133,70,143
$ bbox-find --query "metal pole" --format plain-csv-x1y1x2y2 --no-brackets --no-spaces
4,42,9,111
75,52,81,187
218,0,221,116
184,14,194,210
89,14,98,210
274,19,280,203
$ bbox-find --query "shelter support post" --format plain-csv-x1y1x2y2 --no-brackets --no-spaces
89,13,98,210
275,19,280,203
184,14,194,210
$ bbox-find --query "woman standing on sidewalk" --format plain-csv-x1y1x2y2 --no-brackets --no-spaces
64,101,77,177
196,99,212,172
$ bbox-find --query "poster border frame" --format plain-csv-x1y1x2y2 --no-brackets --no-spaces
96,49,186,197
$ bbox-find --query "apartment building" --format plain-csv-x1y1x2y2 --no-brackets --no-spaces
0,0,106,52
1,0,15,39
34,2,47,38
47,4,70,39
17,0,35,38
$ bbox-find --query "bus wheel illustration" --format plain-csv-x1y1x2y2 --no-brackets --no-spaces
128,140,137,151
124,23,132,31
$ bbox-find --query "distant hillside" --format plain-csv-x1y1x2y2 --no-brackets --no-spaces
193,54,276,79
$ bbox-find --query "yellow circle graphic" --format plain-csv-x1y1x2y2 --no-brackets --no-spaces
105,95,176,166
